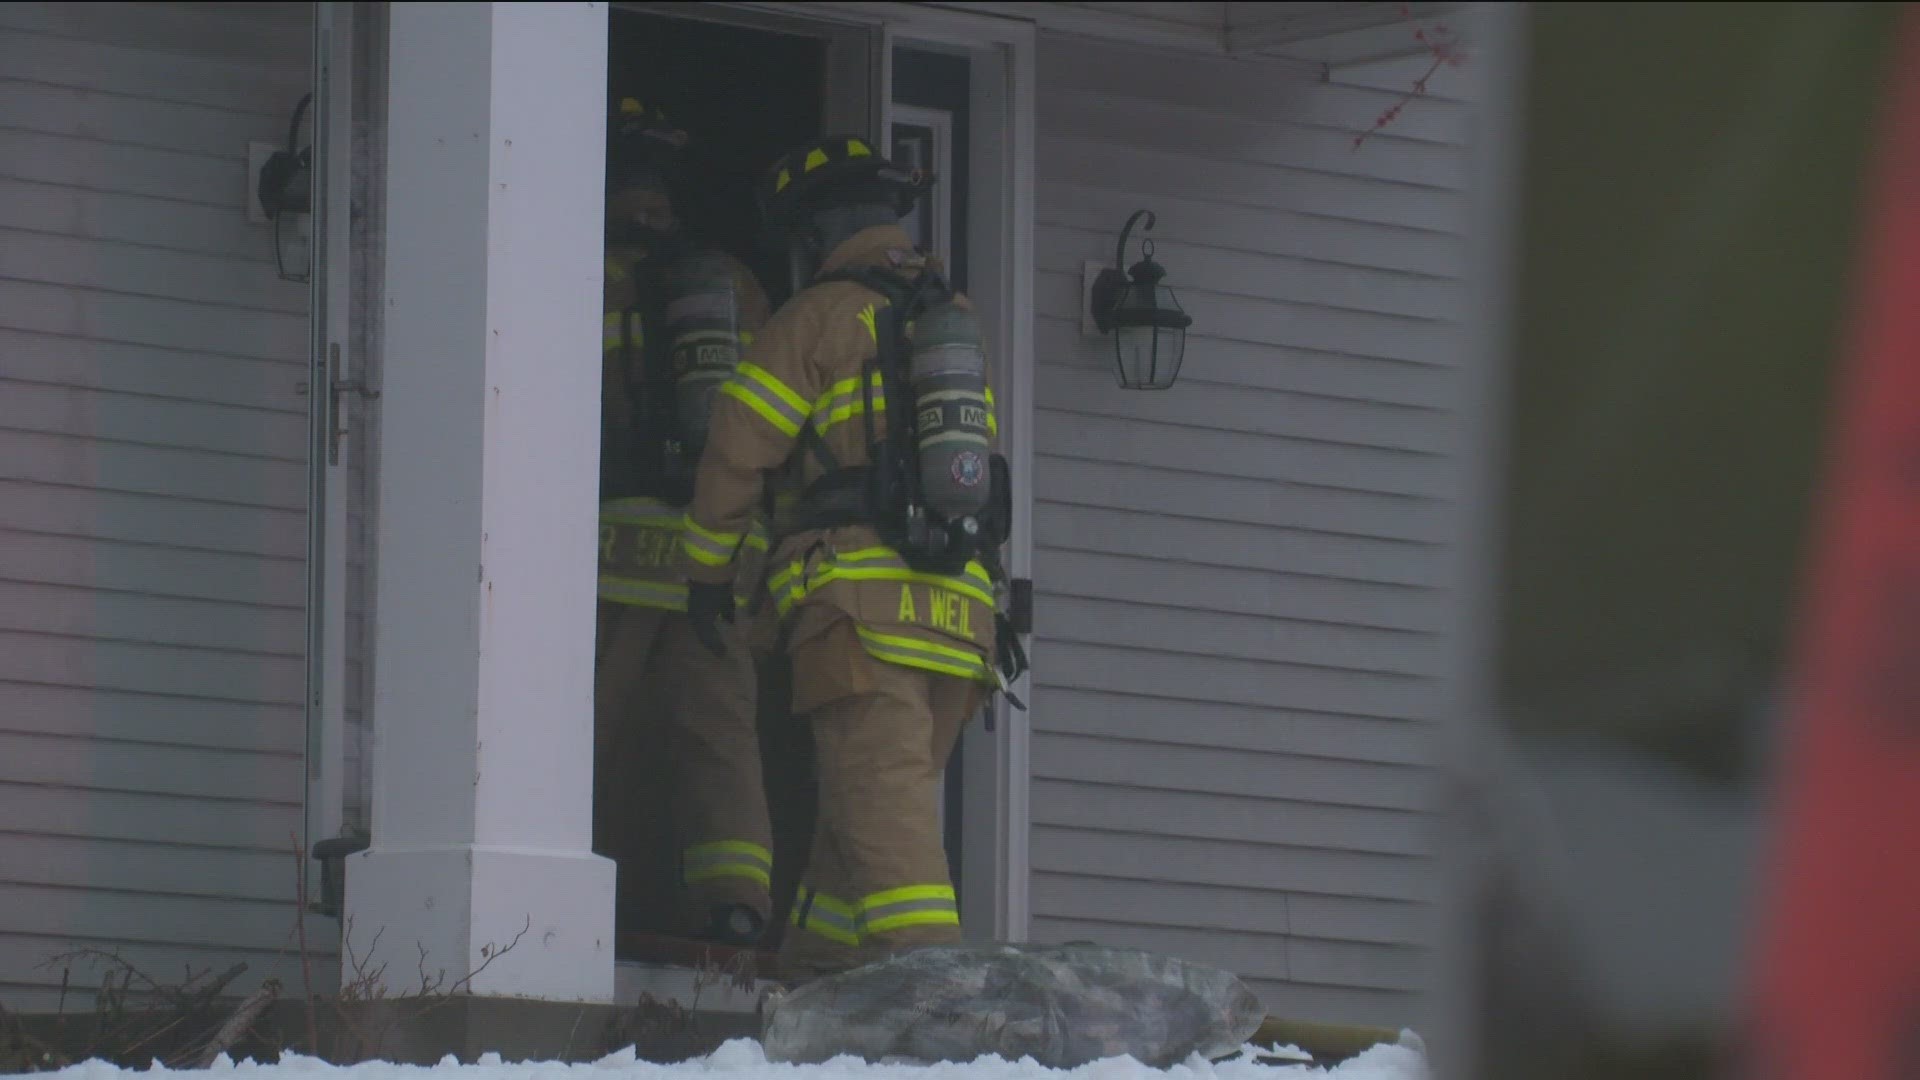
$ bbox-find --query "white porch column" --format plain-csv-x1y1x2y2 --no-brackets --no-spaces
346,2,613,1002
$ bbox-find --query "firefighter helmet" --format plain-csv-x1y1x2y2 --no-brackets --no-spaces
607,97,687,192
760,135,928,225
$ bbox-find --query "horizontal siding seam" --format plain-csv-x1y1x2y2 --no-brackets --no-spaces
0,526,305,566
0,165,259,213
1030,735,1430,770
1031,677,1431,726
0,626,304,661
0,423,307,466
1034,314,1461,375
0,572,304,612
0,74,295,122
0,272,308,320
0,778,302,811
0,726,306,759
1042,130,1466,196
1035,318,1460,374
0,220,282,270
1035,493,1450,548
0,476,303,515
0,326,306,370
1034,220,1462,285
1025,909,1431,954
1034,580,1443,625
0,374,305,416
0,122,250,167
1036,175,1465,239
0,872,295,907
1035,84,1468,150
1026,776,1427,817
1035,448,1453,497
1037,425,1450,472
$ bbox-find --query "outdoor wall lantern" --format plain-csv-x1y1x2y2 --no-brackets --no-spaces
1089,209,1193,390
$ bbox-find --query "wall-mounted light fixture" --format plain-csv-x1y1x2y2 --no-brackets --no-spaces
256,93,314,283
1089,209,1192,390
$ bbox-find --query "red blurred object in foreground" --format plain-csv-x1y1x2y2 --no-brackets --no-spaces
1742,7,1920,1078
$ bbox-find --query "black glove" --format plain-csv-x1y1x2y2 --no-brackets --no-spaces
685,580,736,658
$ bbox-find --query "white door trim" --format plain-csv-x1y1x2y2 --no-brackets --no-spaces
734,0,1037,944
305,0,353,853
889,103,954,270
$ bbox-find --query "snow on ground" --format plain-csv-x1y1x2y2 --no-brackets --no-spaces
41,1038,1427,1080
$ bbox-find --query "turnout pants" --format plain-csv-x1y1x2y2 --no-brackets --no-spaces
779,619,985,982
593,601,773,933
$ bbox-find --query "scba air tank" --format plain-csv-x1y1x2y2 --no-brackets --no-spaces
666,249,747,463
907,300,993,523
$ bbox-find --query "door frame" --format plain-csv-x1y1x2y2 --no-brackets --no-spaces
306,0,354,854
724,0,1037,944
889,103,954,270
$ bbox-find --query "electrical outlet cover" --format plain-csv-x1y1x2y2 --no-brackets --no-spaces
246,141,277,224
1081,259,1107,337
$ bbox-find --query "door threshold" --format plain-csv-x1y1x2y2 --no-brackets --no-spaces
614,957,775,1015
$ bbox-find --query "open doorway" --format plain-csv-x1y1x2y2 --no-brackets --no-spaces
597,4,886,963
596,5,1002,966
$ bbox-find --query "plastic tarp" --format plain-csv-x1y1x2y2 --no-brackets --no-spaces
759,944,1268,1068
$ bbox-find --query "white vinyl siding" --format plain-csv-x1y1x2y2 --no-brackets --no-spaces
1025,33,1472,1028
0,1,333,1009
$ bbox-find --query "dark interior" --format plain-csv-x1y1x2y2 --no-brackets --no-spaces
608,8,825,306
604,7,828,954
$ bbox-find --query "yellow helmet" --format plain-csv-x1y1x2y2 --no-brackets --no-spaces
760,134,928,224
607,97,687,191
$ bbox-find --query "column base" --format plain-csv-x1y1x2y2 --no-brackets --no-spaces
345,845,616,1003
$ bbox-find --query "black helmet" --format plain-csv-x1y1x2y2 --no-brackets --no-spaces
606,97,687,193
759,134,928,229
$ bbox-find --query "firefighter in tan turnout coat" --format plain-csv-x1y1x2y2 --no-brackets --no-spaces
678,136,1025,981
594,99,777,946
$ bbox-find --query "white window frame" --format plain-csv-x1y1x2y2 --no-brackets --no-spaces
890,103,954,270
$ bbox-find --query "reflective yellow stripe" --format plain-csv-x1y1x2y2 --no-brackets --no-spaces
813,392,886,437
789,887,861,946
737,362,810,415
768,551,995,618
597,575,688,611
857,883,960,937
683,840,774,889
719,362,811,439
859,884,956,909
768,548,992,594
680,513,743,567
684,865,771,887
856,627,990,681
719,382,800,438
600,511,682,529
864,909,962,935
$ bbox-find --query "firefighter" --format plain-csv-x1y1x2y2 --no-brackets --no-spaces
678,135,1026,982
594,98,777,947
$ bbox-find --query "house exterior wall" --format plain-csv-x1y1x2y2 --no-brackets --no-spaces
0,0,1489,1022
0,1,334,1009
1022,33,1474,1028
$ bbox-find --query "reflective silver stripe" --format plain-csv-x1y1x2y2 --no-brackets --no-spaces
665,293,737,320
720,362,811,438
790,887,861,945
679,518,742,566
859,890,960,936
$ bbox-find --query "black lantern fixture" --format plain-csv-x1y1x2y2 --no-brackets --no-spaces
1089,209,1192,390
